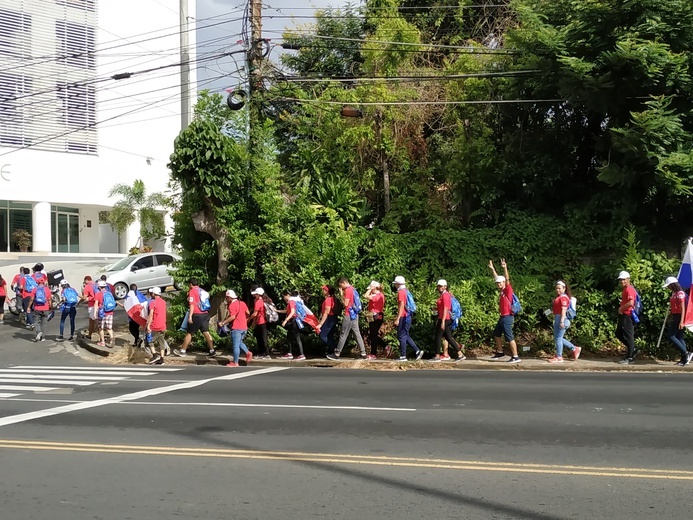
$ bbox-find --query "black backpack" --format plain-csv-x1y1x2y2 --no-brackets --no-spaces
331,296,344,317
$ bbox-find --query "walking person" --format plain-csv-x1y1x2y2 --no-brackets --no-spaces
95,281,116,348
30,276,52,342
57,280,80,341
328,277,367,361
548,280,581,363
363,281,386,360
145,287,167,365
392,276,423,361
488,259,521,363
280,291,306,360
125,284,147,347
616,271,637,365
433,280,465,361
316,285,339,356
10,267,24,322
662,276,691,366
220,290,252,367
20,267,35,329
0,273,6,324
249,287,271,359
173,279,216,358
82,275,98,340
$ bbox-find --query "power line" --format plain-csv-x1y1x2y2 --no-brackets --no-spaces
275,97,564,106
277,70,538,83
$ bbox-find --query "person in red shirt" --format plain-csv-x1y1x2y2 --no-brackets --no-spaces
0,273,6,324
363,281,386,360
392,276,423,361
10,266,24,303
662,276,690,366
317,285,339,356
249,287,270,359
489,259,521,363
219,290,251,367
328,277,366,360
82,275,98,340
280,290,307,360
616,270,638,364
173,278,216,358
30,277,52,342
548,280,581,363
94,281,115,348
146,286,167,365
433,280,465,362
19,267,35,329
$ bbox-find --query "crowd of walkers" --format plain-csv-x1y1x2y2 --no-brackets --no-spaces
2,259,691,368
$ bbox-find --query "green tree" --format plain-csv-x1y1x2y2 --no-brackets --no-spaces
107,179,168,248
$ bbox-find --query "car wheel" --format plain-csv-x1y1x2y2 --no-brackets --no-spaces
114,282,128,300
173,281,182,291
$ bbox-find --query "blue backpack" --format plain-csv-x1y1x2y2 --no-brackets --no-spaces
102,290,116,312
34,286,47,305
64,287,79,306
405,290,417,314
294,300,308,329
631,290,643,324
566,296,577,320
510,293,522,316
24,275,37,292
351,288,362,313
450,294,463,330
197,288,211,312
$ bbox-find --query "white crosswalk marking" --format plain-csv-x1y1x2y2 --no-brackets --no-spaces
0,365,183,399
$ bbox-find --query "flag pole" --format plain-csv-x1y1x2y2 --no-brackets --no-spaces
655,309,669,352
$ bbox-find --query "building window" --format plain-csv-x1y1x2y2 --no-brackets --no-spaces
56,21,96,69
0,9,32,59
0,73,32,147
55,0,96,12
57,82,96,128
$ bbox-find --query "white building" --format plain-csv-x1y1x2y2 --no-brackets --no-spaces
0,0,196,254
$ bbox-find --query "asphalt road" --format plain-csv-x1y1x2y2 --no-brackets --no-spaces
0,351,692,520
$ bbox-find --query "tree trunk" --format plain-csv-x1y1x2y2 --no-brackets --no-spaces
191,206,230,286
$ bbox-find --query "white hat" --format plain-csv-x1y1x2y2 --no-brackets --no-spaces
149,286,161,295
226,289,238,299
97,281,107,287
436,279,447,287
494,275,506,283
368,280,381,290
59,279,68,286
393,275,406,285
617,271,631,280
663,276,678,288
556,280,566,287
251,287,264,295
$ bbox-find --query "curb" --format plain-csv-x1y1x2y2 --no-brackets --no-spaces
77,335,111,357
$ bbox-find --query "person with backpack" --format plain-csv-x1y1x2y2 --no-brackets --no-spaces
363,281,386,360
548,280,581,363
328,277,367,361
280,290,307,360
57,279,80,341
249,287,271,359
173,278,216,358
392,276,424,361
0,273,6,324
218,290,252,367
317,285,340,356
488,259,521,363
432,280,465,362
30,275,52,342
145,287,167,365
662,276,691,366
95,280,117,348
20,267,36,329
616,270,638,365
81,275,99,340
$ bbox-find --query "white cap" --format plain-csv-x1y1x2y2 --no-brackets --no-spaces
59,279,68,286
436,279,447,287
393,275,406,285
251,287,264,295
149,286,161,295
617,271,631,280
494,275,506,283
368,280,381,290
226,290,238,299
556,280,566,287
97,281,107,287
663,276,678,288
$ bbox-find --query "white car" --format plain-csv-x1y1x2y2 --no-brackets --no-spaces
99,252,182,299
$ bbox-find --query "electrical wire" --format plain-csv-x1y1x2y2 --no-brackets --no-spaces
277,70,538,83
274,97,565,106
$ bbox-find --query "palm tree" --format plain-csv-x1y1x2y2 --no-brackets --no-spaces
107,179,168,249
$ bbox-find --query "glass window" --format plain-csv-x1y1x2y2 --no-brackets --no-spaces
0,9,31,59
155,254,174,266
55,21,96,69
57,83,96,128
133,256,154,269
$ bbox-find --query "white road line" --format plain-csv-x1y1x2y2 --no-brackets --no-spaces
0,385,59,392
10,366,181,372
0,393,20,399
0,369,156,377
0,374,126,382
0,378,96,386
123,402,417,412
0,367,289,427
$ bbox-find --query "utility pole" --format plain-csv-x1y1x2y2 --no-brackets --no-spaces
179,0,191,129
247,0,263,128
375,110,391,213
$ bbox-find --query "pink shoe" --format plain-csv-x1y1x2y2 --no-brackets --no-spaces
226,362,239,367
548,356,564,363
97,341,106,347
281,353,293,359
440,355,451,361
573,346,582,360
246,352,253,364
295,354,306,361
366,354,377,360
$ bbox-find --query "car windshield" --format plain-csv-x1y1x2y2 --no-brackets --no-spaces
106,257,135,272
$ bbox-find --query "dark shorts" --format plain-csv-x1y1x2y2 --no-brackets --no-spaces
493,315,515,342
188,312,210,334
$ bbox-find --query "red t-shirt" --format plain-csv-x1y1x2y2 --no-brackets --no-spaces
321,296,335,316
187,286,206,315
11,273,21,288
229,300,249,330
342,286,355,317
397,288,408,318
552,294,570,315
670,290,686,314
83,283,96,306
0,279,6,298
369,292,385,314
253,298,266,325
499,283,514,316
95,291,114,315
437,291,452,320
31,286,51,311
620,285,637,315
286,299,297,318
148,297,167,331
